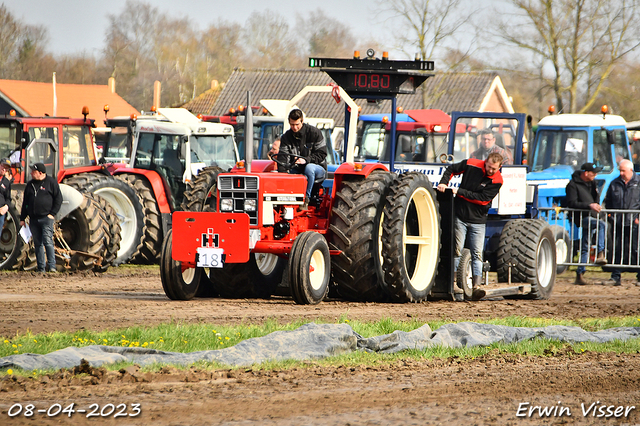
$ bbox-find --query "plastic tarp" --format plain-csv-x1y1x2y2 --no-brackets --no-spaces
1,322,639,371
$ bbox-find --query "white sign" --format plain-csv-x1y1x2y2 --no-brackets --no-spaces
196,247,224,268
497,166,527,215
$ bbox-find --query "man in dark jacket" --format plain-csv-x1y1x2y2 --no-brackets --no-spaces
603,159,640,286
0,158,12,232
277,109,326,211
565,162,607,285
437,152,504,300
19,163,62,272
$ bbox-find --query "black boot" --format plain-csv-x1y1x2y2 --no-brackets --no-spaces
574,273,589,285
471,275,485,301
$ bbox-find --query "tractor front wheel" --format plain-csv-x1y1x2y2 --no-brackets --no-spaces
289,232,330,305
160,229,202,300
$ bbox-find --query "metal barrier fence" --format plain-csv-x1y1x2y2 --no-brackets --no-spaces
539,207,640,270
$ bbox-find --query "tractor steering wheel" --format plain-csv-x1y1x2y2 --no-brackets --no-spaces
270,152,307,171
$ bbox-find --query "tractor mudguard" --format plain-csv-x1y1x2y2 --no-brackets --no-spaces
171,211,250,265
112,167,172,213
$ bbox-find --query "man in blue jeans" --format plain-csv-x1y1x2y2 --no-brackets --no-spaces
565,162,608,285
437,152,504,300
20,163,62,273
276,109,326,211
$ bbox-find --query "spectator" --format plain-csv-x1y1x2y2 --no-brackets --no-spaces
437,152,504,300
565,162,608,286
20,163,62,273
277,109,327,211
471,129,513,165
0,158,11,232
603,159,640,286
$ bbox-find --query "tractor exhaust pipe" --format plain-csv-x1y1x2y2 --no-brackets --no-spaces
245,91,253,173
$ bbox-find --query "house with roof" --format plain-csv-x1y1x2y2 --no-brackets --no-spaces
0,79,139,127
183,68,515,126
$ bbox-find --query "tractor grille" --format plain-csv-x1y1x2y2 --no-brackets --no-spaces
218,175,259,225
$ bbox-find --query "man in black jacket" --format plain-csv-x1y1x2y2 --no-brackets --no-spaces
277,109,326,211
603,159,640,286
0,158,12,232
19,163,62,272
565,162,607,285
437,152,504,300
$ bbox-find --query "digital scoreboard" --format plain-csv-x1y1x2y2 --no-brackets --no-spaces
308,55,434,95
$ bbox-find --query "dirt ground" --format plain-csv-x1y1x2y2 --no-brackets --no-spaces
1,267,640,425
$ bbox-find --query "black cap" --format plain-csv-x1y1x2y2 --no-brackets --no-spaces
30,162,46,173
581,162,602,173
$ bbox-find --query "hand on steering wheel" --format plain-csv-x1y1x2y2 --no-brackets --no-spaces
270,152,307,171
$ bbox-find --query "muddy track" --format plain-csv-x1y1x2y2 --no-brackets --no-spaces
0,267,639,425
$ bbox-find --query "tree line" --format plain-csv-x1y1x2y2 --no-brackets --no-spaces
2,0,640,122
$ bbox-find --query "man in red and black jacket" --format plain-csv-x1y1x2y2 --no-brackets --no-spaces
437,152,504,300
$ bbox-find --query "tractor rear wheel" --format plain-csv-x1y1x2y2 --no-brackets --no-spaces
84,193,122,272
497,219,556,299
116,174,162,264
63,173,143,265
0,203,23,270
60,195,109,271
181,166,223,212
289,232,330,305
329,170,395,301
381,172,440,302
160,228,202,300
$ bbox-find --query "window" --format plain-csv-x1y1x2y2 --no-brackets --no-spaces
62,125,95,168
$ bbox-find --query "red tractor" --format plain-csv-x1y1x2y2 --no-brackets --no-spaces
161,58,442,303
0,109,132,272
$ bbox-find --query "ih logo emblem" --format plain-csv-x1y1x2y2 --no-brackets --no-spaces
202,228,220,248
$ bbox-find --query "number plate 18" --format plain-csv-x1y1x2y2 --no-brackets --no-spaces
196,247,224,268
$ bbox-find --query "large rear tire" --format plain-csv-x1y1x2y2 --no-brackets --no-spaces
63,173,143,265
84,193,122,272
0,203,23,270
181,166,224,212
160,229,202,300
497,219,556,299
115,174,162,264
289,232,330,305
381,172,440,302
329,170,395,301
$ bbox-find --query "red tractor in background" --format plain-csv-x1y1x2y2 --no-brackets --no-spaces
0,109,132,272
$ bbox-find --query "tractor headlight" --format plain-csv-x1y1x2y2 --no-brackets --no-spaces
220,198,233,211
244,199,256,212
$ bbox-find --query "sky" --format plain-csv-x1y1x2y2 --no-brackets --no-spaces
6,0,383,58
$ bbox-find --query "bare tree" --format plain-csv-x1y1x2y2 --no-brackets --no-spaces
294,9,358,58
495,0,640,113
242,10,303,69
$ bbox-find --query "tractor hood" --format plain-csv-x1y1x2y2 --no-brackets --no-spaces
527,165,573,203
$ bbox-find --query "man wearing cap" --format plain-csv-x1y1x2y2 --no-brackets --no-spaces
565,162,608,285
0,159,12,232
19,163,62,273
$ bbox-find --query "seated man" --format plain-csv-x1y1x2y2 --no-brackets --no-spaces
274,109,327,211
471,129,513,165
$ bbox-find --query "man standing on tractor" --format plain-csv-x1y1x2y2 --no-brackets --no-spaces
437,152,504,300
277,109,327,211
20,163,62,273
471,129,512,165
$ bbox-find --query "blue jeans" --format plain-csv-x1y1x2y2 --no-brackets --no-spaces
577,216,606,275
453,217,486,277
294,163,325,199
30,216,55,272
0,213,5,234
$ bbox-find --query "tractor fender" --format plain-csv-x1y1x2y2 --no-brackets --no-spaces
112,167,172,214
56,184,84,221
331,163,390,197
